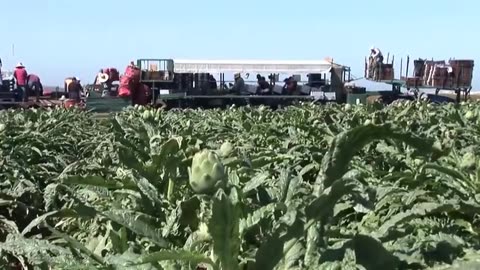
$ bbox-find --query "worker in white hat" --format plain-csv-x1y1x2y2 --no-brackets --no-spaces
369,46,384,80
14,62,29,101
94,69,108,85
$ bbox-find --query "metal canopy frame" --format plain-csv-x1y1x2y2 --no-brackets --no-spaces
173,59,345,74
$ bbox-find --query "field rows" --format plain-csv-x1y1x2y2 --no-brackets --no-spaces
1,103,480,269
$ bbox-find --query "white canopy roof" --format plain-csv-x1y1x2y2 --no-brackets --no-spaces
173,59,342,74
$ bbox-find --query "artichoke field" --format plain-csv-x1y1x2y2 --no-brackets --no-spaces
1,102,480,269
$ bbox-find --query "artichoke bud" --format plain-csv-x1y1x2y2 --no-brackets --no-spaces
189,150,226,194
465,111,475,120
219,141,234,157
460,152,476,170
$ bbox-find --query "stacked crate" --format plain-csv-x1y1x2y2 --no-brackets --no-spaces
422,60,474,88
402,76,422,87
380,64,394,80
423,61,445,86
431,65,450,88
449,60,474,88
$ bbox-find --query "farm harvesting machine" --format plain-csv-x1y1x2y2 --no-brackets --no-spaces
1,54,473,112
84,58,358,112
86,55,475,112
0,68,117,110
0,71,61,110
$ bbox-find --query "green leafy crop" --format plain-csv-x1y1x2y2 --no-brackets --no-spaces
2,102,480,270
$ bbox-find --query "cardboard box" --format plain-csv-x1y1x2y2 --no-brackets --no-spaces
403,77,422,87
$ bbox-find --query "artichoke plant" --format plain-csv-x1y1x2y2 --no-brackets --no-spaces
189,149,226,194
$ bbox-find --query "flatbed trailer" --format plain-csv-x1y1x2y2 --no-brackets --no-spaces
372,79,471,102
0,98,83,110
365,55,474,103
0,93,65,109
164,94,319,108
86,91,324,112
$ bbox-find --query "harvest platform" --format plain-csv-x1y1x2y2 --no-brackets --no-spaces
86,58,352,112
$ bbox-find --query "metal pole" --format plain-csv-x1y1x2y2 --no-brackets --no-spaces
406,56,410,78
400,58,403,79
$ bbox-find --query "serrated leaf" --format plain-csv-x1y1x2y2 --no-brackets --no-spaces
209,189,241,270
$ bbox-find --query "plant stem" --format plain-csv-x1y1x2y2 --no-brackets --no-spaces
167,178,174,201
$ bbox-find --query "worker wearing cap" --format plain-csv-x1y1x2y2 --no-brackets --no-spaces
231,73,246,95
369,46,384,80
13,62,28,102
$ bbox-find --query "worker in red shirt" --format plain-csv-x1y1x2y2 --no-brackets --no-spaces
13,62,28,102
27,74,43,97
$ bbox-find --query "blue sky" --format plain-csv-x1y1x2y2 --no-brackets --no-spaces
1,0,478,89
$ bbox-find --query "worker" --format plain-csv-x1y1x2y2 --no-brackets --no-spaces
369,46,384,80
94,69,105,85
370,46,383,63
256,74,270,94
68,77,82,103
282,76,298,95
209,74,218,90
27,74,43,97
13,62,28,102
231,73,247,95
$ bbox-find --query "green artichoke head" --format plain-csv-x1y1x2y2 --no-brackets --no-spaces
189,150,226,194
219,141,234,157
460,152,476,170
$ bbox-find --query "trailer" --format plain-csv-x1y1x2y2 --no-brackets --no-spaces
365,54,474,103
0,73,86,110
86,58,352,112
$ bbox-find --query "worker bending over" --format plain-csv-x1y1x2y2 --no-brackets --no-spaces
282,76,298,95
13,63,28,102
256,74,270,94
27,74,43,97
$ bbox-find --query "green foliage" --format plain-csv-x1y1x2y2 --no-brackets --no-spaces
2,102,480,269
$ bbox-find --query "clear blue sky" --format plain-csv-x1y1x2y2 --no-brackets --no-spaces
1,0,478,89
